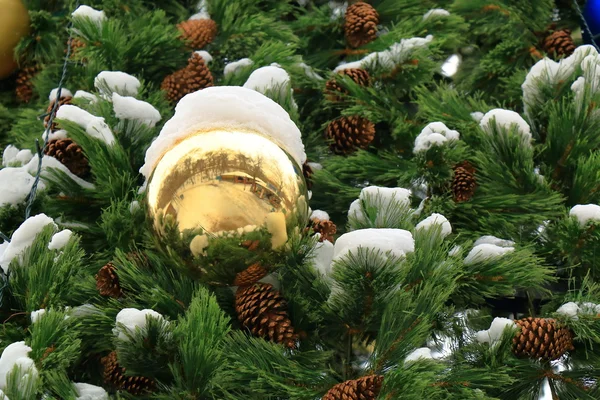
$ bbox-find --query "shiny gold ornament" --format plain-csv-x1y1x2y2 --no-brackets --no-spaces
0,0,30,79
146,128,308,245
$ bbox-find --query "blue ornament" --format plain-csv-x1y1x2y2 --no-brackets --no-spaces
583,0,600,44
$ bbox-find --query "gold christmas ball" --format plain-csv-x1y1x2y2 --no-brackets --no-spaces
0,0,30,79
146,128,309,248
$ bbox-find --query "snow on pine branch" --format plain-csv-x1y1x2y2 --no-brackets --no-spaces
413,122,460,153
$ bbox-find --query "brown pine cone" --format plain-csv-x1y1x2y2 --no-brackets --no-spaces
177,19,218,49
44,138,90,178
326,116,375,154
44,95,73,132
15,66,39,103
452,162,476,203
96,263,123,298
542,29,575,59
311,218,337,242
161,53,213,103
235,283,298,348
66,37,86,60
101,351,155,395
325,68,371,101
323,375,384,400
512,317,574,361
234,263,268,286
303,162,314,190
344,2,379,48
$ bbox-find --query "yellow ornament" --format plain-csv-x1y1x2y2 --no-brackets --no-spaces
0,0,30,79
146,128,308,243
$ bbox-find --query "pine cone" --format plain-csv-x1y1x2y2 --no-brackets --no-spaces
302,161,314,190
44,95,73,132
235,283,298,348
15,66,39,103
177,19,218,49
44,138,90,178
512,317,574,361
344,2,379,48
66,37,86,60
452,162,476,203
96,263,123,298
101,351,155,395
323,375,384,400
161,53,213,103
311,218,337,242
234,263,268,286
325,68,371,101
542,29,575,59
326,116,375,154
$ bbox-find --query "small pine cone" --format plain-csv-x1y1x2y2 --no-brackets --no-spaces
302,162,313,190
66,37,86,60
344,2,379,48
235,283,298,348
44,95,73,131
311,218,336,243
452,162,476,203
161,53,213,103
512,317,574,361
15,66,39,103
101,351,155,395
323,375,384,400
95,263,123,298
326,116,375,155
542,29,575,59
325,68,371,101
177,19,218,49
234,263,268,286
44,138,90,178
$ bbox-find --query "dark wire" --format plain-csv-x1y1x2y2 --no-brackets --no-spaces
573,0,600,51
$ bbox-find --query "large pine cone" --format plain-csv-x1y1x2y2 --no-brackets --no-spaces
344,2,379,48
177,19,218,49
101,351,155,395
44,138,90,178
326,116,375,155
234,263,268,287
235,283,298,348
542,29,575,59
512,317,574,361
311,218,337,243
44,95,73,132
96,263,123,298
452,162,476,203
161,53,213,103
15,66,39,103
323,375,384,400
325,68,371,101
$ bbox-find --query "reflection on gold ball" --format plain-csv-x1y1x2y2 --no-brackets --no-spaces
147,128,308,248
0,0,30,79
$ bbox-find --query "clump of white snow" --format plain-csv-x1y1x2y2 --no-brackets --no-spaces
224,58,253,77
312,240,334,276
30,309,46,324
194,50,212,63
310,210,330,221
190,0,210,19
74,382,108,400
569,204,600,227
473,236,515,248
72,5,106,26
74,90,98,103
112,93,161,128
464,243,514,265
2,146,32,167
24,155,94,190
0,168,43,208
414,122,460,153
297,62,323,80
557,301,600,320
404,347,434,363
415,213,452,238
0,214,56,274
49,88,73,102
140,86,306,180
0,341,38,391
243,65,292,100
470,111,484,122
475,317,516,345
41,129,68,142
56,105,116,145
114,308,165,341
334,228,414,261
348,186,412,226
479,109,531,144
329,1,348,19
48,229,73,251
556,302,580,320
94,71,140,97
423,9,450,20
